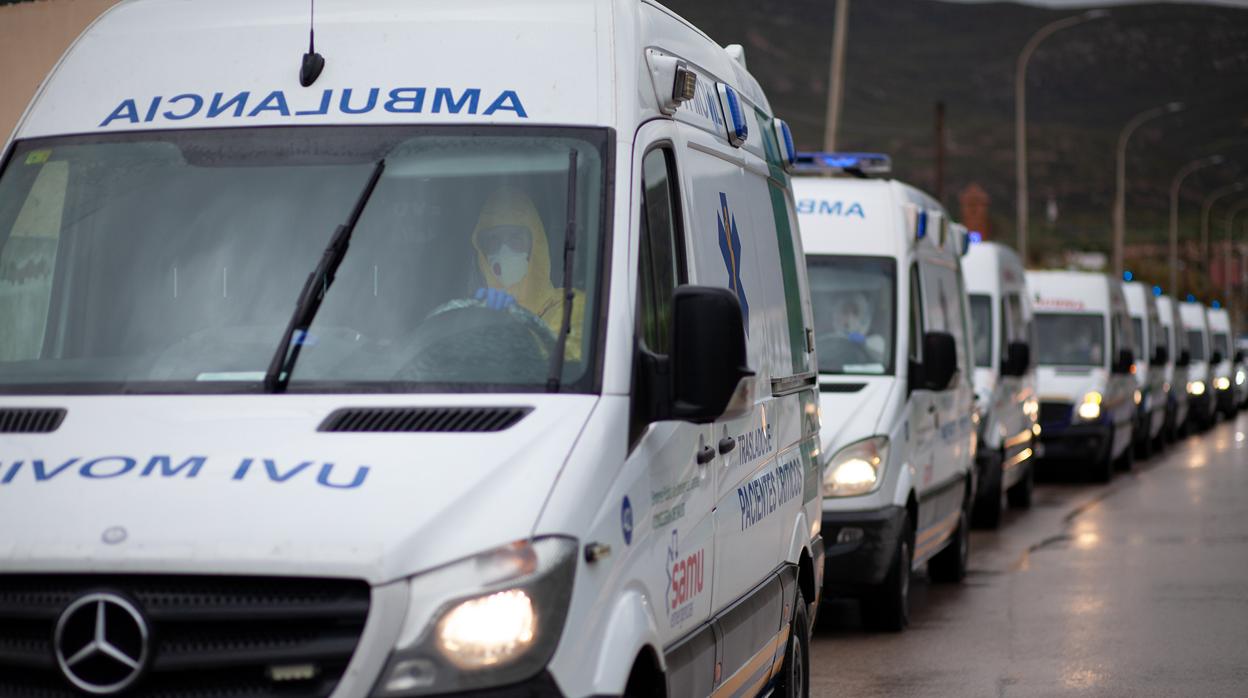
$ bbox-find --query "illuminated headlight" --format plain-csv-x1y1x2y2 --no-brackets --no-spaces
374,537,576,696
1076,392,1102,421
1215,376,1231,391
1188,380,1206,396
1237,370,1246,386
1023,398,1039,418
823,436,888,497
1133,390,1142,406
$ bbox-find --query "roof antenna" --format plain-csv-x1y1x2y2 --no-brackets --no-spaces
299,0,325,87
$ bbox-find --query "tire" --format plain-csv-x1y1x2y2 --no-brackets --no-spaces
861,516,911,632
1134,420,1152,460
971,452,1004,529
1007,460,1034,509
774,586,810,698
1091,429,1114,483
1114,433,1135,473
929,503,969,583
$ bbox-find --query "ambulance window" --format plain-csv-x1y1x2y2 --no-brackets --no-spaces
637,147,684,355
908,264,923,362
0,159,68,361
968,294,991,367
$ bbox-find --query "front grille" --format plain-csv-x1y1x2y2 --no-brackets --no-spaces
0,408,66,433
1039,401,1073,427
0,575,370,698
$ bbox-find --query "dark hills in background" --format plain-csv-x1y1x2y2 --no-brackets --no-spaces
664,0,1248,270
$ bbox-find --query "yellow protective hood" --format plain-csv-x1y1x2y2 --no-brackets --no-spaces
471,187,561,318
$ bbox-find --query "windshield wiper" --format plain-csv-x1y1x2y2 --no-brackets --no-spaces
264,159,386,392
546,150,579,392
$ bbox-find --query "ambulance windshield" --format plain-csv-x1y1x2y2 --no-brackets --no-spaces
807,255,896,375
0,126,609,394
1034,313,1105,367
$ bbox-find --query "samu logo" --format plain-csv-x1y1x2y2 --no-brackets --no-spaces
665,529,704,626
717,192,750,333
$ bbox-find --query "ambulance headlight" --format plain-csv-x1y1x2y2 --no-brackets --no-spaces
373,537,576,696
1188,380,1206,396
1076,392,1102,421
823,436,889,497
1215,376,1231,391
1236,370,1246,386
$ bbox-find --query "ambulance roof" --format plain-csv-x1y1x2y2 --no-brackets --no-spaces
962,241,1025,295
1178,301,1208,328
13,0,775,149
1121,281,1154,317
794,176,947,260
1025,270,1115,315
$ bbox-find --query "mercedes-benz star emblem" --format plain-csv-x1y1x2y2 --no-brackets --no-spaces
54,592,150,695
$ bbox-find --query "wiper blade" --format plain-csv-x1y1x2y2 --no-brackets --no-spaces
546,150,578,392
264,159,386,392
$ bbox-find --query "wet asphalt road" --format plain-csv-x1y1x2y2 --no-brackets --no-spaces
809,411,1248,697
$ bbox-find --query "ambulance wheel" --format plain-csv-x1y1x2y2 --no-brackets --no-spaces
1091,431,1114,483
775,586,810,698
862,518,911,632
1007,461,1033,509
929,504,969,584
1114,436,1135,473
971,452,1003,529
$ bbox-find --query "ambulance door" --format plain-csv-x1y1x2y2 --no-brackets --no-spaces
626,128,717,697
679,123,782,685
905,261,939,552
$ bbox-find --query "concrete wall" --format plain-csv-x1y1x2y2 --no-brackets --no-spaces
1,0,121,143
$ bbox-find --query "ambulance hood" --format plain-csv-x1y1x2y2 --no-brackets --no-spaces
0,395,596,584
817,376,897,460
1036,366,1107,404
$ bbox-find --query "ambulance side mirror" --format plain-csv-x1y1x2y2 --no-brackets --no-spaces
1001,341,1031,377
1177,349,1191,367
1210,350,1224,366
669,286,755,424
1112,349,1134,375
910,331,957,392
1151,345,1168,367
1235,351,1245,364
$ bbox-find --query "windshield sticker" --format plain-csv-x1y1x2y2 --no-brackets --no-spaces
24,150,51,166
737,456,803,531
666,529,704,627
717,192,750,333
1,455,369,490
796,199,866,218
99,88,529,128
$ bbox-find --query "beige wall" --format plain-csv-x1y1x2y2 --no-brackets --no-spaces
1,0,121,142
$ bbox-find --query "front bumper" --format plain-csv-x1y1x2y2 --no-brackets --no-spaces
820,505,906,593
1038,421,1112,464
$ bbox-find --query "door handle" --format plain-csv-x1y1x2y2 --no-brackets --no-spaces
696,445,716,465
718,437,736,455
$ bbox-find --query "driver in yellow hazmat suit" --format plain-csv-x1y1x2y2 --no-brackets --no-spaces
471,187,585,361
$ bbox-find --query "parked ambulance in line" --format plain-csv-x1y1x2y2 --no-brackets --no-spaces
962,240,1038,528
1121,281,1166,457
1179,299,1217,431
0,2,824,696
795,154,976,632
1154,293,1190,441
1027,271,1137,481
1206,304,1238,418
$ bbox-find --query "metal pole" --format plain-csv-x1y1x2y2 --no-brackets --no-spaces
1015,9,1109,264
1113,101,1183,277
1169,155,1223,296
823,0,850,151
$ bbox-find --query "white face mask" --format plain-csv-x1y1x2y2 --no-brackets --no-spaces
489,243,530,288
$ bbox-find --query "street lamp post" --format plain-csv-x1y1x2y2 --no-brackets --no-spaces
1201,181,1248,289
1169,155,1224,297
1224,199,1248,307
1113,101,1184,277
1015,9,1109,264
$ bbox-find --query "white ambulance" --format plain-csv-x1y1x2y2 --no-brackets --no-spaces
1121,281,1167,456
1154,293,1190,441
0,2,824,696
1206,304,1238,418
1027,271,1137,481
1179,299,1217,431
961,240,1038,528
795,155,976,631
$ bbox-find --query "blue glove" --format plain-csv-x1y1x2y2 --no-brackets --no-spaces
848,332,865,344
475,287,516,311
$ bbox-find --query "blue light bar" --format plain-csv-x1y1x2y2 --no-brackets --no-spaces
1187,294,1197,302
1212,300,1222,309
793,151,892,176
717,83,749,148
1123,270,1133,282
968,231,983,244
1152,285,1162,297
916,210,928,239
773,118,797,172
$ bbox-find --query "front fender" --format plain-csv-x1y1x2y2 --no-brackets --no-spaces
587,586,665,695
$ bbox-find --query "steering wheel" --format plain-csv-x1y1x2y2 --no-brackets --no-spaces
396,298,556,382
